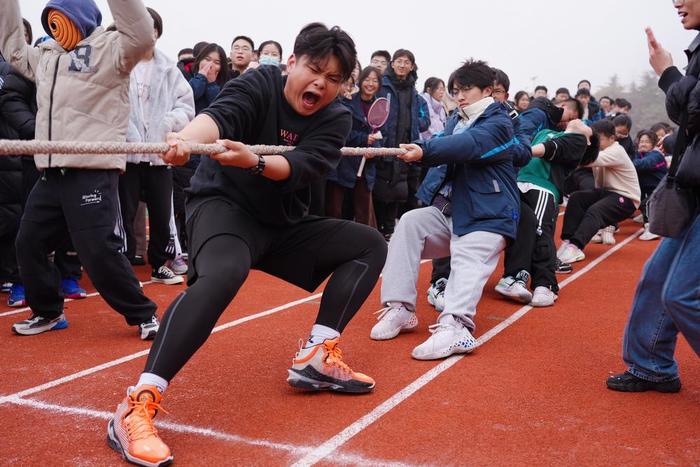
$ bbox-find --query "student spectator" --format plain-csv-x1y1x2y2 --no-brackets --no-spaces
371,59,519,360
176,48,194,78
632,130,667,241
554,87,571,103
420,77,448,141
370,50,391,74
2,0,161,338
558,120,641,265
326,66,384,226
229,35,254,77
576,88,604,123
189,43,230,114
373,49,429,240
611,97,632,117
599,95,614,116
533,85,548,98
514,90,530,112
257,40,283,67
613,114,636,157
119,7,195,285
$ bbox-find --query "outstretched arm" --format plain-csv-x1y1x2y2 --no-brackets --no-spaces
108,0,155,74
0,0,41,81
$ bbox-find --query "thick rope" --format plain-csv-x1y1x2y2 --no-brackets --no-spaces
0,140,408,157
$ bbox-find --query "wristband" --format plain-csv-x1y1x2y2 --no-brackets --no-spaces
248,154,265,175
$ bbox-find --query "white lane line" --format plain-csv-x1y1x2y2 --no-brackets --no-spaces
291,228,643,466
2,396,413,467
1,293,321,400
0,281,156,318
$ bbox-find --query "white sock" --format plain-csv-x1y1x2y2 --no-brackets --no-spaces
305,324,340,348
137,372,169,394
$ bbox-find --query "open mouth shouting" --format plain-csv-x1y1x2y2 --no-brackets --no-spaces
301,90,321,110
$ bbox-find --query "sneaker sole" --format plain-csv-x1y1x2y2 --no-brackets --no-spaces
64,293,87,299
606,380,681,393
150,277,184,285
411,344,476,361
286,369,374,394
107,419,173,467
12,319,69,336
7,300,26,307
494,285,532,304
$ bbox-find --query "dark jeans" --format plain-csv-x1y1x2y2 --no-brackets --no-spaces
118,163,173,269
16,169,156,324
325,180,377,227
562,189,636,249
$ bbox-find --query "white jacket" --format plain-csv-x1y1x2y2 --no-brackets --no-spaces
126,49,194,165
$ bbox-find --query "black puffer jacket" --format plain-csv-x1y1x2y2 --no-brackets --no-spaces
0,59,37,236
659,32,700,189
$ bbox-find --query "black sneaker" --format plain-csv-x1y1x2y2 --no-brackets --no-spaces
129,255,146,266
151,265,184,285
138,315,160,340
606,371,681,393
555,258,573,274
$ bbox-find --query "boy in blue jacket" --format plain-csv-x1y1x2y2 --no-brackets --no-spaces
371,59,519,360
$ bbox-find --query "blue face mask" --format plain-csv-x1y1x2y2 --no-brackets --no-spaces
259,55,280,67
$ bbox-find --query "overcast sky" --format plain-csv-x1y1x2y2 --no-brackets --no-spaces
18,0,698,95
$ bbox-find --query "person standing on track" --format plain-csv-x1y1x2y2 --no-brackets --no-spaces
607,1,700,393
0,0,161,339
107,23,387,467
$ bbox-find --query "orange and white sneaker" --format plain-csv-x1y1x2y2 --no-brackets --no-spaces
287,338,375,393
107,385,173,467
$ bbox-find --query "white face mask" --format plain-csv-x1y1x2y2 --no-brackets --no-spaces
259,55,280,67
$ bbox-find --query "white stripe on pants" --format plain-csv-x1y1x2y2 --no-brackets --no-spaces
380,206,505,331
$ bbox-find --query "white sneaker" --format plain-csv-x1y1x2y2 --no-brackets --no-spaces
601,225,616,245
495,276,532,304
558,243,585,264
633,213,644,224
639,223,660,241
412,316,477,360
138,315,160,340
556,240,570,256
427,278,447,312
370,303,418,340
167,255,188,275
530,286,558,307
590,230,603,244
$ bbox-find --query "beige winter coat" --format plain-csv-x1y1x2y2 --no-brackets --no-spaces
0,0,155,170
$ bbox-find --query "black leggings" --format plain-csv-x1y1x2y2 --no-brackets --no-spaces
144,227,387,382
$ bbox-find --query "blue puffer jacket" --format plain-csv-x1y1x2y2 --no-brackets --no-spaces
326,94,385,190
416,102,520,240
633,150,668,192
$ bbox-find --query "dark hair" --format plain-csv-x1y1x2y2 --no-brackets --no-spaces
534,85,548,93
146,7,162,38
577,79,591,88
599,95,613,105
22,18,33,45
293,23,357,81
178,48,193,57
193,43,231,86
492,67,510,92
392,48,416,70
650,122,667,135
575,88,591,98
193,41,209,58
258,40,283,58
613,114,632,130
555,87,570,97
424,77,445,94
592,119,616,138
447,59,493,93
615,98,632,111
514,90,529,103
231,35,254,50
357,66,381,93
371,50,391,62
637,129,659,147
563,97,584,119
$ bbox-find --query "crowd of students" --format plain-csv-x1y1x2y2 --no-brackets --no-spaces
0,0,696,465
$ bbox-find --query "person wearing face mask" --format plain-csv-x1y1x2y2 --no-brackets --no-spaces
1,0,161,340
257,40,283,67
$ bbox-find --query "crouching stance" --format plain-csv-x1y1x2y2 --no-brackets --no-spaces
107,23,387,467
371,60,519,360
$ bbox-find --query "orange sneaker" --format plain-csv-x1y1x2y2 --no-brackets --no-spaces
287,338,375,393
107,385,173,467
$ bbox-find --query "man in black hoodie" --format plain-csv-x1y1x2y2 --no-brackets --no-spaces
108,23,387,467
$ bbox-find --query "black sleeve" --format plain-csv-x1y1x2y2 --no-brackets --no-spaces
541,133,588,167
277,105,352,193
201,68,273,141
0,68,36,139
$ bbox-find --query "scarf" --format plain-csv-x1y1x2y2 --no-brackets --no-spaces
454,97,494,134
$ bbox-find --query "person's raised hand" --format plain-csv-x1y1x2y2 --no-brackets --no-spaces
646,27,674,76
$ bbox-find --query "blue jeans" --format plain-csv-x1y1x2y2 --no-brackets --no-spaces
622,213,700,382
